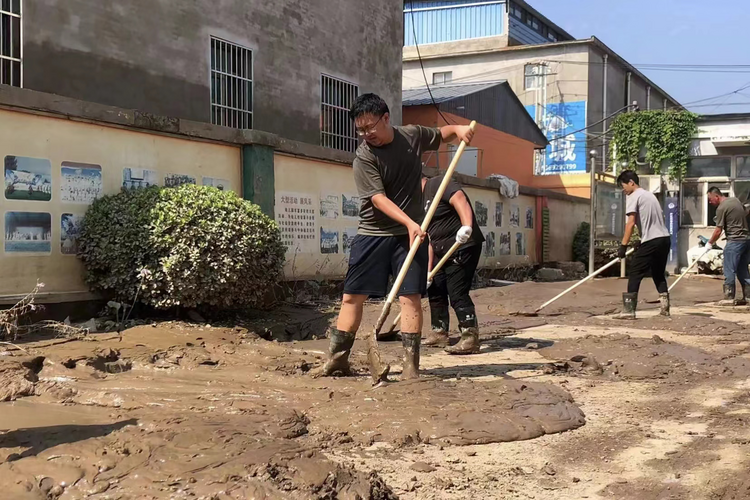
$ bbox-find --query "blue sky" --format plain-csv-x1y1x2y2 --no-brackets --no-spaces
12,156,51,176
529,0,750,113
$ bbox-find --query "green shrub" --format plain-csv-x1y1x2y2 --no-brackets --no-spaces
79,185,285,309
572,222,590,267
572,221,642,274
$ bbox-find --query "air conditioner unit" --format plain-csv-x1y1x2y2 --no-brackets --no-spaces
711,135,750,147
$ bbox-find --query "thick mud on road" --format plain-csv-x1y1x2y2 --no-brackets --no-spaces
2,276,750,499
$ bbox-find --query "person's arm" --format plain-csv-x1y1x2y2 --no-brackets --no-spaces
439,125,475,145
371,193,424,246
618,214,636,259
622,214,636,247
449,190,473,228
707,226,723,247
428,241,435,273
708,204,726,247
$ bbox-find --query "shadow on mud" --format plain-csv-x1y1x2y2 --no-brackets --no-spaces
477,336,555,351
0,419,138,460
422,362,548,379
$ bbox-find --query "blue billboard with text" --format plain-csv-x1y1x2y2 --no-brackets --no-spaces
525,100,587,175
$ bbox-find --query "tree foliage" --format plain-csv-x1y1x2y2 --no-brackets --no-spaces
78,185,285,310
610,110,698,180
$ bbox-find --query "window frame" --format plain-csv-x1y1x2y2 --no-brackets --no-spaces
0,0,22,88
432,71,452,85
320,74,359,153
509,1,523,19
680,155,748,228
524,63,546,91
209,36,253,130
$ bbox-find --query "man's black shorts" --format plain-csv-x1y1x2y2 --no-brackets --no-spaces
343,234,428,298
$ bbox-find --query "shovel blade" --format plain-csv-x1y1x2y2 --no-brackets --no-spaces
367,330,390,385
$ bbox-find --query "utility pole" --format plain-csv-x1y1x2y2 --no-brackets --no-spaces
589,150,597,276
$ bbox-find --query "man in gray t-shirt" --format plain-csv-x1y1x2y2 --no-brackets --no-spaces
706,187,750,305
316,93,474,381
614,171,672,319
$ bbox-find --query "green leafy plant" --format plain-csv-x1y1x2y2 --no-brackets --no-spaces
78,185,285,310
610,110,698,180
572,222,591,267
572,222,641,274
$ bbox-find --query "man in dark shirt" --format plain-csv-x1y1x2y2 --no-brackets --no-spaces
706,187,750,305
318,94,474,379
422,175,484,354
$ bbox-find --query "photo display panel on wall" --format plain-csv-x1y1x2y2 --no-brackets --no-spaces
275,191,318,254
61,162,103,204
3,154,109,257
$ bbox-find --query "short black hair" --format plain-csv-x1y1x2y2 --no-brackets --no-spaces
349,93,389,121
616,170,639,188
707,186,722,195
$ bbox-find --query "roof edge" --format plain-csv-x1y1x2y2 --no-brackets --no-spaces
496,80,548,147
513,0,576,41
697,113,750,123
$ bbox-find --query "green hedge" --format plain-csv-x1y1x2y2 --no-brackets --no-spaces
78,185,285,309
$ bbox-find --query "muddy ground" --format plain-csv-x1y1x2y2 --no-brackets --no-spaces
2,275,750,499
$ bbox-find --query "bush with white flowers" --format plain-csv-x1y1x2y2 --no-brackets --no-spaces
78,185,285,309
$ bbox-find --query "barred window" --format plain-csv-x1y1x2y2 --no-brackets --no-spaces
321,75,359,153
210,37,252,129
0,0,21,87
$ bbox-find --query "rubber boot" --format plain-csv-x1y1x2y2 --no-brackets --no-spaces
316,330,355,377
736,284,748,306
718,284,736,307
613,292,638,320
742,284,750,306
445,307,480,355
424,304,450,347
659,292,670,317
401,333,421,380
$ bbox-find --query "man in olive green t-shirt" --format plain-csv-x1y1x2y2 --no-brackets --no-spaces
706,187,750,305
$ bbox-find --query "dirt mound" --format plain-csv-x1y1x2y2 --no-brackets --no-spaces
539,334,750,381
0,356,45,401
313,378,585,447
0,408,397,500
712,476,750,500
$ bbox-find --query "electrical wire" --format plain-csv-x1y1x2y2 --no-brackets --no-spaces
408,3,453,126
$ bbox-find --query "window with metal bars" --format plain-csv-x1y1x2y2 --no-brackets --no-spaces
210,37,252,129
0,0,21,87
321,75,359,153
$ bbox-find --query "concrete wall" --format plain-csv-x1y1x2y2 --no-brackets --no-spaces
403,43,591,104
272,152,542,280
459,186,538,267
23,0,404,143
273,154,355,280
0,85,584,303
0,107,241,301
587,45,677,174
546,196,589,262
